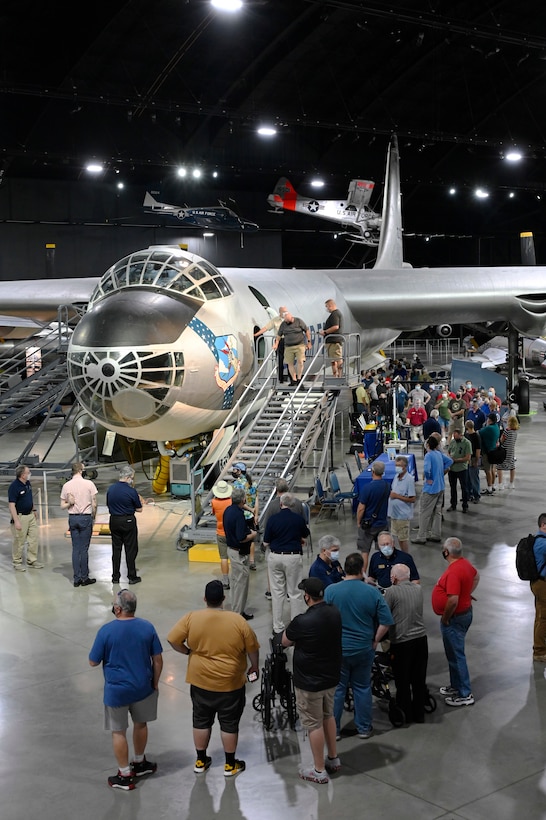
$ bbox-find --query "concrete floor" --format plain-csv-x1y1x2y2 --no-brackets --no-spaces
2,386,546,820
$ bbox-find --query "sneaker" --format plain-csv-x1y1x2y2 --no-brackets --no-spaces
445,694,474,707
508,483,515,489
222,582,230,590
411,538,427,544
81,578,97,586
357,728,374,739
13,564,26,572
241,612,254,620
439,685,458,696
27,561,44,568
194,756,212,774
249,563,257,571
265,590,272,599
428,537,442,543
108,771,136,790
325,756,341,774
224,759,246,777
335,734,341,741
132,757,157,776
128,576,142,584
299,766,329,784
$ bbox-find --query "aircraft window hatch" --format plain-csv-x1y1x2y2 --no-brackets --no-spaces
168,274,194,295
199,261,221,278
200,279,222,299
154,266,180,288
248,286,270,308
187,265,206,281
187,286,205,300
216,277,231,297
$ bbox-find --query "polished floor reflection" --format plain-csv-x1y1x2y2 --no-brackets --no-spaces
1,386,546,820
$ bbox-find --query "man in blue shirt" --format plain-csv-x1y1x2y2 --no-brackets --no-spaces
325,552,394,739
8,463,43,571
388,455,416,552
531,513,546,662
89,589,163,790
309,535,345,587
367,532,420,588
224,488,257,620
465,397,486,431
106,465,143,584
412,437,453,544
356,460,391,571
479,413,501,495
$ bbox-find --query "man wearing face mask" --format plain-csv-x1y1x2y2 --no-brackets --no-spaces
309,535,345,587
412,437,453,545
107,465,144,585
447,391,466,443
406,398,428,442
434,389,451,434
388,456,416,552
432,537,479,707
325,552,394,740
367,532,420,589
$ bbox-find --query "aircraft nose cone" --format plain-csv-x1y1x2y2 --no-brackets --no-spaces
68,289,198,429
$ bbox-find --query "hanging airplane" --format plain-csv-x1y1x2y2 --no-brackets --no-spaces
267,176,382,246
142,191,259,232
468,336,546,370
2,136,546,452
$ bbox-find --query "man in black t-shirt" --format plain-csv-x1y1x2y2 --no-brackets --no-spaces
319,299,343,377
283,577,342,784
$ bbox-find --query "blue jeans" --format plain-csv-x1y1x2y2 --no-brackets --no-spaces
440,608,473,697
468,465,480,500
69,514,93,582
334,647,375,734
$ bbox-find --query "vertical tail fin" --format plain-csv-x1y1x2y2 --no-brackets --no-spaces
268,177,298,211
373,136,404,270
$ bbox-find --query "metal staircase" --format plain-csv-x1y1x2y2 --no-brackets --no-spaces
177,337,360,547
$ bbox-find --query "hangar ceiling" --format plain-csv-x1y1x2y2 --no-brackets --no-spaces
3,0,546,244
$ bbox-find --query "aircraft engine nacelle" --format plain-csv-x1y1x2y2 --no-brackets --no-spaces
436,324,452,338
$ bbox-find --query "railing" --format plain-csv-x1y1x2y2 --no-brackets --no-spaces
384,338,462,365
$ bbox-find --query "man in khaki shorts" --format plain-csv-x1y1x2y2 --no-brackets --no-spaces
274,311,311,385
387,455,416,552
319,299,343,377
282,577,342,784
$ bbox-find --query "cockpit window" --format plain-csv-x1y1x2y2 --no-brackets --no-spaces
89,247,233,307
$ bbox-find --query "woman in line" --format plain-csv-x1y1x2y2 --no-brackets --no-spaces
497,415,519,490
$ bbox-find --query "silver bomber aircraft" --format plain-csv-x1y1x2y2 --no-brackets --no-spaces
2,137,546,448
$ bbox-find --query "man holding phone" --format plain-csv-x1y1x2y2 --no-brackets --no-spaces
167,580,260,778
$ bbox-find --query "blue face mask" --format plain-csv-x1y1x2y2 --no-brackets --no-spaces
395,466,403,475
380,546,394,558
329,550,340,562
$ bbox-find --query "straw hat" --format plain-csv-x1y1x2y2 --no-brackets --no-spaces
212,479,233,499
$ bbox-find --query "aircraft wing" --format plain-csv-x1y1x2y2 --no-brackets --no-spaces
0,278,99,322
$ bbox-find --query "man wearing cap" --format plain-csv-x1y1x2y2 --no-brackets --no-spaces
223,488,257,620
282,577,342,784
211,479,233,590
325,552,394,740
167,580,260,778
106,465,144,585
264,493,309,639
60,461,98,587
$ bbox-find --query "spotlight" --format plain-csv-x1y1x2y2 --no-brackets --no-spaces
257,126,277,137
475,188,489,199
505,150,522,162
311,179,325,188
177,167,187,178
211,0,242,10
192,169,202,179
86,163,104,174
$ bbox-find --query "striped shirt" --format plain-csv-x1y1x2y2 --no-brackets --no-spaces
383,580,426,644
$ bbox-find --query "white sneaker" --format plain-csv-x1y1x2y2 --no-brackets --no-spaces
508,483,515,489
497,484,504,491
445,693,474,707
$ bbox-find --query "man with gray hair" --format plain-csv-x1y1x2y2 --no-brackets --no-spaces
388,456,416,552
89,589,163,790
263,492,309,639
309,535,345,587
384,563,428,723
356,460,391,571
431,537,479,707
106,465,143,585
223,488,257,620
262,478,304,600
61,461,98,587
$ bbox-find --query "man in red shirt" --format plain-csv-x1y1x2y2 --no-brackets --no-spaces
431,537,479,707
406,399,428,442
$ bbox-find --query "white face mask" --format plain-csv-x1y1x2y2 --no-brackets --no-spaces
442,393,448,398
395,466,403,475
380,545,394,558
329,550,340,562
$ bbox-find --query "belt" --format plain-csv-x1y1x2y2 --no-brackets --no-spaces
271,550,302,555
18,512,34,516
69,513,92,516
452,608,472,617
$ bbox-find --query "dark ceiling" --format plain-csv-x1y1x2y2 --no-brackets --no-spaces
3,0,546,246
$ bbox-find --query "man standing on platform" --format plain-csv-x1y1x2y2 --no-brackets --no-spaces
8,464,43,571
274,311,312,385
60,462,98,587
107,465,143,585
319,299,343,377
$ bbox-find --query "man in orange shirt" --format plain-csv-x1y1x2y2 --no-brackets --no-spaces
211,480,233,589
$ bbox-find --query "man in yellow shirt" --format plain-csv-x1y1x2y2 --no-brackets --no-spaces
167,580,260,778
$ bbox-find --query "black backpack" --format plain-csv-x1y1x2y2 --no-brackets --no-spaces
515,534,540,581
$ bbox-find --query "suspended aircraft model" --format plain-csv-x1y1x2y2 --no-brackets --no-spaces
469,336,546,370
267,177,382,246
143,191,259,232
2,136,546,454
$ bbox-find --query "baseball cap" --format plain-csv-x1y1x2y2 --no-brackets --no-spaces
298,577,325,598
233,462,246,472
212,479,233,499
205,580,225,604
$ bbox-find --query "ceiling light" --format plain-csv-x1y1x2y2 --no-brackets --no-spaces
213,171,219,178
117,182,124,190
211,0,243,10
192,169,202,179
86,163,104,174
177,167,187,177
505,150,522,162
475,188,489,199
203,232,215,237
508,191,515,198
449,187,456,195
311,179,325,188
257,126,277,137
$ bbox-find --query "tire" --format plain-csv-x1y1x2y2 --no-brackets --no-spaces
252,694,262,712
388,699,406,728
424,692,437,714
285,672,298,730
